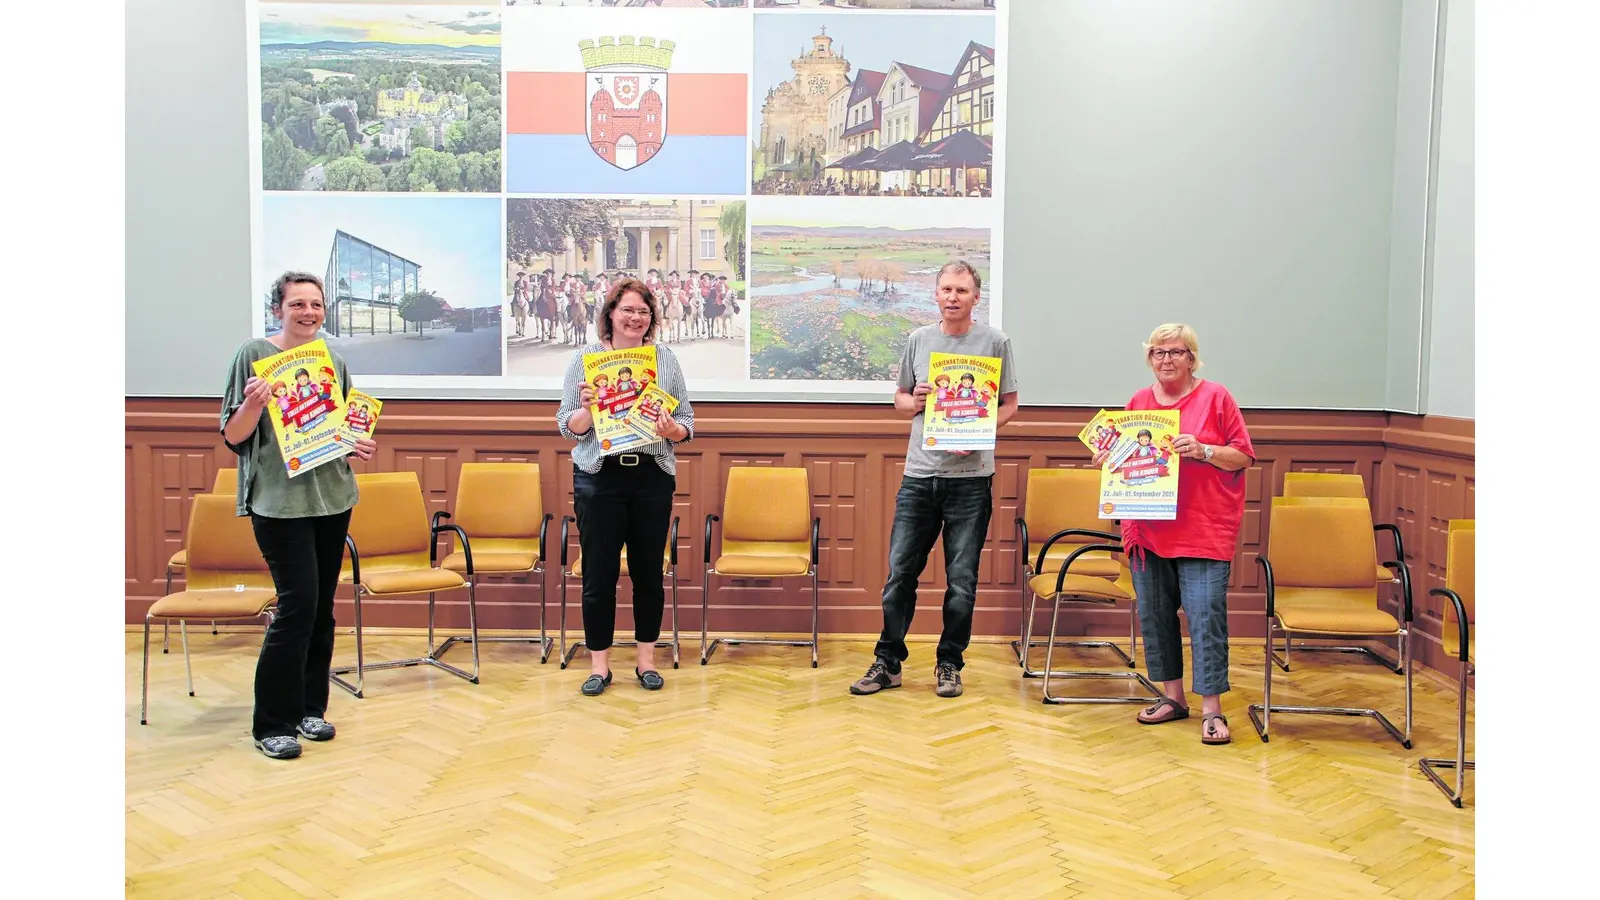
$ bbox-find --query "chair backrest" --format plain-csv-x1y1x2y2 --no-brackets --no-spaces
1445,519,1474,625
453,463,543,540
183,493,274,590
1023,468,1102,543
722,467,810,544
211,467,239,495
1282,471,1367,499
1267,496,1378,589
349,471,432,566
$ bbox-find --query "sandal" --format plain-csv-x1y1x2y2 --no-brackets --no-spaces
635,668,665,691
1202,712,1231,745
1137,695,1190,725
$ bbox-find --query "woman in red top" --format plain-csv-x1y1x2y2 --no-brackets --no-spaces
1095,324,1256,744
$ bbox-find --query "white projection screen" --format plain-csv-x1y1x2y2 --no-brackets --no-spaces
247,0,1009,400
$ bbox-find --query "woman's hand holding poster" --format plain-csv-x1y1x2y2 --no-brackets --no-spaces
922,352,1002,451
1079,408,1182,520
251,339,352,477
583,346,657,456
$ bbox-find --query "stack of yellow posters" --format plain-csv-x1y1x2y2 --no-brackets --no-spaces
583,346,657,455
622,383,679,443
921,351,1003,451
1084,409,1182,520
251,339,352,477
336,389,383,446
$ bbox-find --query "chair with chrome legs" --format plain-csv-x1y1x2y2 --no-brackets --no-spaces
434,463,554,665
162,467,240,652
1248,496,1415,747
141,492,277,725
1036,540,1163,706
556,515,681,669
330,471,479,698
1013,467,1138,678
1420,519,1474,807
1278,473,1409,674
702,466,821,667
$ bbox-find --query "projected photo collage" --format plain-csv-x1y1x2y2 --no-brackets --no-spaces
250,0,1005,389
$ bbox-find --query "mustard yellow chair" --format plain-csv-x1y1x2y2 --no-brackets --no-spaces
1248,497,1414,747
162,467,240,652
1278,474,1409,674
702,467,822,667
329,471,478,698
432,463,554,665
1420,519,1474,807
1035,534,1163,706
141,492,277,725
1014,468,1142,680
556,515,682,669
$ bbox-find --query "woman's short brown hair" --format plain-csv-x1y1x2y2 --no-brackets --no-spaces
597,277,660,344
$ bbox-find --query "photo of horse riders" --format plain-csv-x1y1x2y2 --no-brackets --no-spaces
505,198,748,378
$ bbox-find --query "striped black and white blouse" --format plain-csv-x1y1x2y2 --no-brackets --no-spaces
556,341,696,475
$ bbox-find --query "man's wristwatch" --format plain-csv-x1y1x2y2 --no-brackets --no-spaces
1202,444,1214,461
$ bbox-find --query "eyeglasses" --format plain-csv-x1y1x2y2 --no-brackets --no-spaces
1150,348,1191,360
616,307,652,319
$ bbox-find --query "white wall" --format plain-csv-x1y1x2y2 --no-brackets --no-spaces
1424,0,1474,418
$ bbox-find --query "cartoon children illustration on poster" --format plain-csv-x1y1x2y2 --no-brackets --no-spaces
922,353,1003,450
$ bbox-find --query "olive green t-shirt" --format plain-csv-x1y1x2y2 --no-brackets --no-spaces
220,338,360,519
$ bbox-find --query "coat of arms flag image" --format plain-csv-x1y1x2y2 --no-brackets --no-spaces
505,8,748,194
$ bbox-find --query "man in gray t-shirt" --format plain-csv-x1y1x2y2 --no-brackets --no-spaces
850,261,1019,700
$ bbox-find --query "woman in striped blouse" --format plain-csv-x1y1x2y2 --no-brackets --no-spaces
556,277,695,697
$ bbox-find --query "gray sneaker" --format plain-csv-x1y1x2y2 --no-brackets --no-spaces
255,735,302,760
298,717,336,741
935,662,963,698
849,658,902,695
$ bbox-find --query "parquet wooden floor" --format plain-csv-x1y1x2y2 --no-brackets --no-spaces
127,631,1474,898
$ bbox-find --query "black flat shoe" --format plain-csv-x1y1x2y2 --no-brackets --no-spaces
580,671,613,696
635,668,665,691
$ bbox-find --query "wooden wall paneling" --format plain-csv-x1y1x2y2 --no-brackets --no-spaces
124,400,1473,678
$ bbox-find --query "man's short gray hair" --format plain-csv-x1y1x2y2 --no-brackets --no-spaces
937,260,981,294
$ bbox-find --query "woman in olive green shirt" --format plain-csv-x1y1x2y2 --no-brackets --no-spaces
221,272,376,761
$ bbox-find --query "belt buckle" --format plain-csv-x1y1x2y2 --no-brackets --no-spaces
618,453,640,467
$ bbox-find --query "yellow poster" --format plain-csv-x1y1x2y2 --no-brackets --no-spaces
1077,409,1123,457
250,339,352,478
1097,409,1181,520
622,383,679,444
336,389,382,446
922,352,1002,451
583,346,658,455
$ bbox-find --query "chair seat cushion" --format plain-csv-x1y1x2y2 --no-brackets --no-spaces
442,551,536,574
713,554,811,577
1376,564,1396,584
167,549,187,570
570,553,673,578
1275,587,1398,635
1442,624,1475,663
1034,551,1122,580
361,568,467,596
149,589,276,620
1028,572,1132,603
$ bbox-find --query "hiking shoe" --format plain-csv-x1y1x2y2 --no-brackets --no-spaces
849,658,902,695
298,717,336,741
935,662,963,698
254,735,302,760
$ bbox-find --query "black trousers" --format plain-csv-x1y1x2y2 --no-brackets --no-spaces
573,456,675,653
249,509,352,740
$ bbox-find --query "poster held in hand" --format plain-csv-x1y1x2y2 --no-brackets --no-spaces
921,352,1002,451
1096,409,1181,520
583,346,658,456
250,339,352,477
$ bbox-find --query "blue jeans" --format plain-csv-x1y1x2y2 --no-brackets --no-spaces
1129,551,1232,695
874,475,993,669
